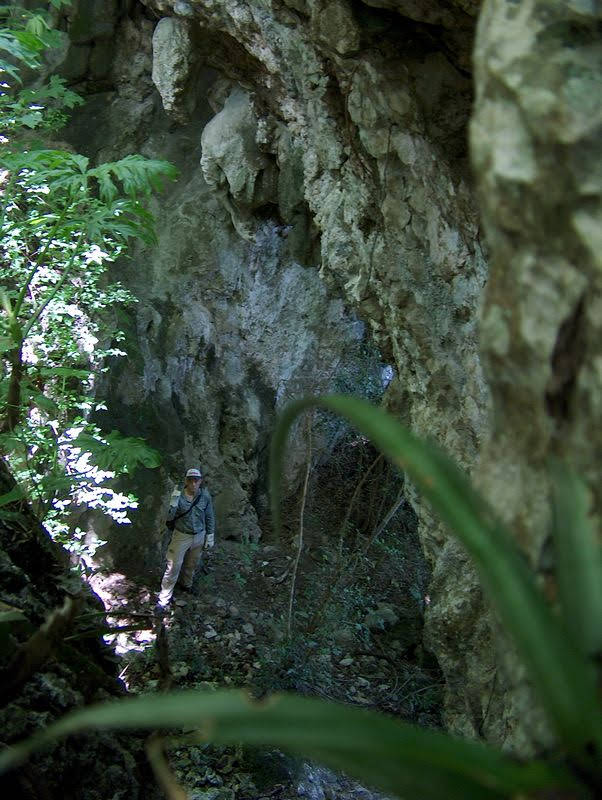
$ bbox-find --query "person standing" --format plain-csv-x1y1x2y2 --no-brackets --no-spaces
157,468,215,608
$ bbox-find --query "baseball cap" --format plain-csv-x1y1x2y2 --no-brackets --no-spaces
185,468,202,478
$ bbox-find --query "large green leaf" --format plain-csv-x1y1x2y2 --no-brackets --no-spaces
71,430,161,472
0,689,577,798
88,155,178,202
0,30,41,68
30,391,59,414
0,484,24,507
550,463,602,658
37,366,92,380
269,396,602,764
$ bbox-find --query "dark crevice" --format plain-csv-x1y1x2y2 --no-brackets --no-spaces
545,296,586,424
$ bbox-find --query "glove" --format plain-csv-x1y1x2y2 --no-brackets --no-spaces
169,488,181,507
205,533,215,549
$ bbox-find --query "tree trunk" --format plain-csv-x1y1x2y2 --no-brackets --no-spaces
2,342,24,433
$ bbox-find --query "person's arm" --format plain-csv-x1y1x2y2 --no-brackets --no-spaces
166,488,181,522
204,489,215,546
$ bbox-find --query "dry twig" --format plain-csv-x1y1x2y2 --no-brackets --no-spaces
287,412,312,639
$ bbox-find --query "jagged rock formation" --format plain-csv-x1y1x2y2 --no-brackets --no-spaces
0,460,158,799
60,5,371,573
466,0,602,750
52,0,601,757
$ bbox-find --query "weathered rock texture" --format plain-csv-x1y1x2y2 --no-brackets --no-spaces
467,0,602,751
53,0,601,756
137,0,488,555
59,0,489,738
137,0,492,742
59,2,368,577
0,460,158,800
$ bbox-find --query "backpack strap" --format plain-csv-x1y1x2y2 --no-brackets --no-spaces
172,490,203,523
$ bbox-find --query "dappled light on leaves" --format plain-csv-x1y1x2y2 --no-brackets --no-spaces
0,2,173,558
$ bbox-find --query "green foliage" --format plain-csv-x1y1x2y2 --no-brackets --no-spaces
253,635,320,695
232,571,247,590
0,4,173,551
0,396,600,799
0,688,577,800
550,462,602,658
0,2,71,83
270,397,602,770
70,430,162,472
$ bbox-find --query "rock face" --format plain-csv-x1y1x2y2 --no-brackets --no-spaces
136,0,491,740
54,0,601,756
466,0,602,751
0,460,158,800
60,3,370,578
151,17,200,122
139,0,489,541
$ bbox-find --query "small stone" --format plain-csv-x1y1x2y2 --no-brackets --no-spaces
339,656,354,666
333,626,355,646
174,1,194,17
228,605,239,617
242,623,255,635
204,628,218,639
364,604,398,631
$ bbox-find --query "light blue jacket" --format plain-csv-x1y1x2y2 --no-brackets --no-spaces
167,487,215,538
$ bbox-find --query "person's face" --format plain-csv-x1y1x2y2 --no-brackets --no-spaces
185,477,201,491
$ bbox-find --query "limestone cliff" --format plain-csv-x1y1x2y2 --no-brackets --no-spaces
53,0,601,756
468,0,602,751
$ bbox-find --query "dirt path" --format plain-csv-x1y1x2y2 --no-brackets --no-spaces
88,538,442,798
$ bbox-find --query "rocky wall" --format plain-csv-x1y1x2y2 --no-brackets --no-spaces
134,0,493,744
467,0,602,753
0,459,159,800
57,2,370,578
52,0,601,757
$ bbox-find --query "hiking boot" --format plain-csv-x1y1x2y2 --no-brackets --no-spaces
154,600,171,617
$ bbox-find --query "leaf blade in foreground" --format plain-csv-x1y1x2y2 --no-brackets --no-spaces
269,396,602,763
550,463,602,658
0,690,575,799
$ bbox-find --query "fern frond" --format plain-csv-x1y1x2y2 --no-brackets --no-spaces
88,155,178,202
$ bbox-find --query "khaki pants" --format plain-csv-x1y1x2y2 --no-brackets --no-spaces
158,530,205,606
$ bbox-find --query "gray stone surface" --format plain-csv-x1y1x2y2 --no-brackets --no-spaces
68,0,118,45
62,7,366,572
465,0,602,753
151,17,199,122
59,0,601,757
200,88,278,238
75,0,488,734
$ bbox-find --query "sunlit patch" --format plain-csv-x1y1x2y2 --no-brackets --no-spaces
87,571,160,682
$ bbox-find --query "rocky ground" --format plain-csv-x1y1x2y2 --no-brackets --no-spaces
91,534,442,800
